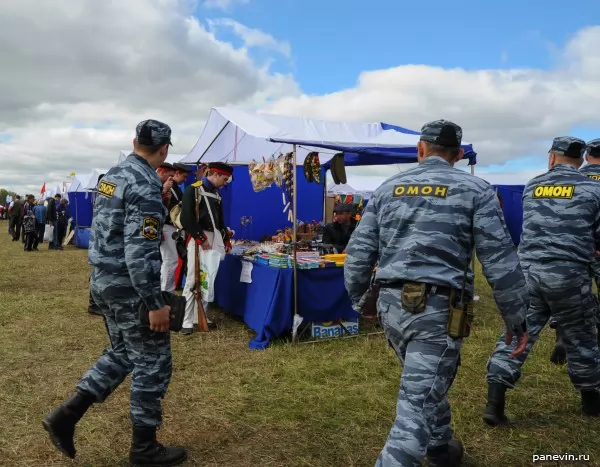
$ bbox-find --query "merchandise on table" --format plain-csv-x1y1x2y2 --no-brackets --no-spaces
229,230,346,270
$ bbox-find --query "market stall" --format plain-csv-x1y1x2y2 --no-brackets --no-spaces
214,251,355,349
179,107,478,349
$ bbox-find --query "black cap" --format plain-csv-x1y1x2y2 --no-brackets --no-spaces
333,203,353,213
159,162,175,170
208,162,234,176
420,119,463,147
586,139,600,158
173,162,192,173
549,136,586,158
136,119,173,147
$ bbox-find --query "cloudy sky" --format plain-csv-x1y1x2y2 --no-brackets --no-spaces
1,0,599,195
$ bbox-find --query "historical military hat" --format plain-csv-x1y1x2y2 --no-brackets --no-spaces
173,162,193,173
333,203,354,213
136,119,172,147
420,119,463,147
586,139,600,158
159,162,175,170
549,136,585,158
208,162,234,176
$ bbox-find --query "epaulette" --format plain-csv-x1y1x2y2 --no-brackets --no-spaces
191,181,203,187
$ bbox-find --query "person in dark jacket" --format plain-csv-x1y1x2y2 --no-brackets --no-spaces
33,199,47,247
322,203,357,253
22,195,37,251
46,194,62,249
56,198,70,249
9,195,23,241
179,162,233,334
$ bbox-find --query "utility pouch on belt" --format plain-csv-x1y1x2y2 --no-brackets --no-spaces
401,282,429,314
447,289,474,338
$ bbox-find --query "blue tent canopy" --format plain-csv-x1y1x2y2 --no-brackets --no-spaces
321,122,477,168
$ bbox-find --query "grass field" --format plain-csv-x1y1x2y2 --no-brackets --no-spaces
0,223,598,467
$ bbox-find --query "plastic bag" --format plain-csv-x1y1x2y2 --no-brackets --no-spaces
249,159,277,192
199,249,222,302
44,224,54,242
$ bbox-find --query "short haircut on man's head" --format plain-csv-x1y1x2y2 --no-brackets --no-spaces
426,142,461,159
134,140,164,154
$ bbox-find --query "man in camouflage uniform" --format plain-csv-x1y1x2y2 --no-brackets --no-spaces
42,120,187,466
549,138,600,365
345,120,529,467
485,137,600,426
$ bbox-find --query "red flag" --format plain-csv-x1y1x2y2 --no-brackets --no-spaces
40,183,46,195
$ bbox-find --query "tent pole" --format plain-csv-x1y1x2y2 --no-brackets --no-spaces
196,121,230,164
323,168,327,221
292,144,299,342
471,163,476,286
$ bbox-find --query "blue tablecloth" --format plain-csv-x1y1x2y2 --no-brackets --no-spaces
213,255,358,350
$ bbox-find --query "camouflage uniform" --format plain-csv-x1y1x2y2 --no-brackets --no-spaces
549,139,600,361
345,120,528,467
43,120,187,466
79,149,169,427
486,137,600,421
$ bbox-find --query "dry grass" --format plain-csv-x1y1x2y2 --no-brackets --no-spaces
0,223,599,466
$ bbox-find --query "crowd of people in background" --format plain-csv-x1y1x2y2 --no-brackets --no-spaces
2,193,71,251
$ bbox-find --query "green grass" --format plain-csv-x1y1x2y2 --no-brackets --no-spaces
0,224,598,466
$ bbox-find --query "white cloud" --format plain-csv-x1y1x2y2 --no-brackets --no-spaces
1,1,599,197
203,0,250,10
265,26,600,170
208,18,292,57
0,0,298,195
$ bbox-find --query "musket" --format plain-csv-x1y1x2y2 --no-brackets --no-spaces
194,186,210,333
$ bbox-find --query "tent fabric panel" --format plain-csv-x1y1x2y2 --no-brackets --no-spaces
494,184,525,246
180,107,477,167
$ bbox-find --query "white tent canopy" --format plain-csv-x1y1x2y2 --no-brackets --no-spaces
68,168,109,192
327,183,358,195
181,107,430,166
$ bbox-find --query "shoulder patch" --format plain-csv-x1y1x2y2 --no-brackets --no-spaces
393,184,448,198
191,181,203,187
586,174,600,180
98,180,117,198
532,185,575,199
142,217,160,240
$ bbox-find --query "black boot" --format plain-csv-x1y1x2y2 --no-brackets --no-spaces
42,390,95,459
427,439,464,467
550,329,567,365
582,390,600,416
130,426,187,466
483,383,510,427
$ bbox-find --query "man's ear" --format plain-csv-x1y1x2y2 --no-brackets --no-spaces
417,141,426,162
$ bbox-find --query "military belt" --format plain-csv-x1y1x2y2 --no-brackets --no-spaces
376,281,452,297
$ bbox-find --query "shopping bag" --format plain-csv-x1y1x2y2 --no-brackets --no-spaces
43,224,54,242
199,249,221,302
212,233,226,261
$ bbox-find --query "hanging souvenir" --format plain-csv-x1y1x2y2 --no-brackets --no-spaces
303,152,315,183
311,152,321,184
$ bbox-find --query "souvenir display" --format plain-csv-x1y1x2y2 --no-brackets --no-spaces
282,152,294,222
330,153,347,185
303,152,321,184
249,158,278,192
229,221,341,270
